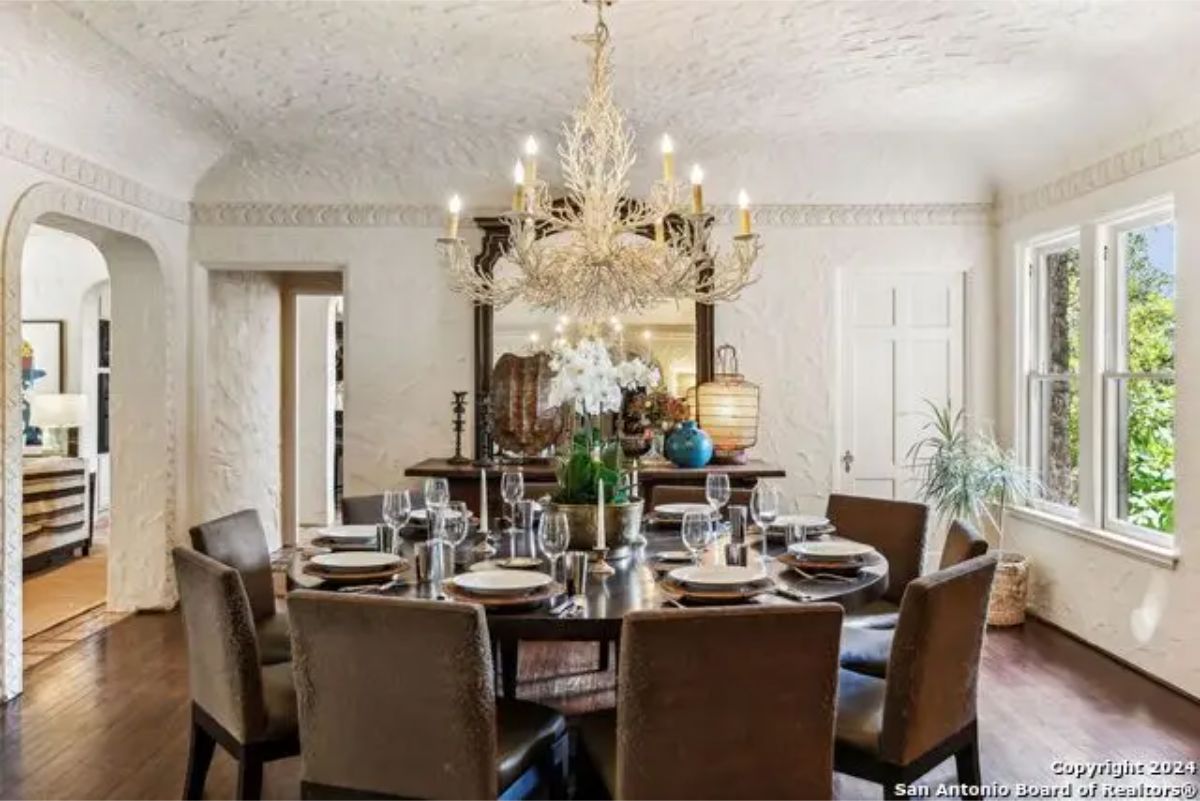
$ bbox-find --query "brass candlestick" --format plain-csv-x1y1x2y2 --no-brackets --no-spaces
589,547,616,576
449,391,470,465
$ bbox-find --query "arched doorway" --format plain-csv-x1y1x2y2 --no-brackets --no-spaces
0,183,178,700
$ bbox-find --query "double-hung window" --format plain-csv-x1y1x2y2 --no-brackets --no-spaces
1103,210,1176,540
1027,236,1082,517
1022,201,1176,548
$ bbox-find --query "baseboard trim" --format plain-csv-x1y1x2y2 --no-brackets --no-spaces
1025,613,1200,705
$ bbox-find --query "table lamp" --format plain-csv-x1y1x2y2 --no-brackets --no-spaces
30,394,87,456
691,345,760,464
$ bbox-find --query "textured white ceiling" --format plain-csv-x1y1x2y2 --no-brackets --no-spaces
8,1,1200,204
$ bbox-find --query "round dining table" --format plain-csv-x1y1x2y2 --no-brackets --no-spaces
286,527,889,698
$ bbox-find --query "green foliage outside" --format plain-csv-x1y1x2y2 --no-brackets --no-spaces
1123,229,1175,533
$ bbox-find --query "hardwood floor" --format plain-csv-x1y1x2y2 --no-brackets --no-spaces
1,612,1197,799
23,605,130,672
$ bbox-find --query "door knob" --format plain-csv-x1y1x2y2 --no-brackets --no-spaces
841,450,855,473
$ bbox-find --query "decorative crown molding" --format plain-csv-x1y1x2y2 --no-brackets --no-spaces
191,200,994,228
0,125,190,223
999,119,1200,223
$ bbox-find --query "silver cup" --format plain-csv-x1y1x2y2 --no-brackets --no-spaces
565,551,589,599
414,542,434,585
376,524,395,555
724,542,747,567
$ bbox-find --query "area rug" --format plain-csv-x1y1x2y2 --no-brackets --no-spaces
22,549,108,638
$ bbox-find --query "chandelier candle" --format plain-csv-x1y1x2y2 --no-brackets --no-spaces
661,134,675,181
512,160,526,212
654,216,665,244
690,164,705,213
524,136,539,185
738,190,752,236
446,194,462,239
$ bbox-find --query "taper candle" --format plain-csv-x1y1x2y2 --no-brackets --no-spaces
480,468,489,533
512,160,526,212
446,194,462,239
660,134,675,182
690,164,704,214
737,189,751,236
596,478,606,550
654,216,665,244
524,136,539,185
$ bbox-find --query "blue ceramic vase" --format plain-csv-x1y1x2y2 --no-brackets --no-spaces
665,421,714,468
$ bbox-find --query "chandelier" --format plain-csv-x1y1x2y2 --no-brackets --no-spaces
436,0,762,320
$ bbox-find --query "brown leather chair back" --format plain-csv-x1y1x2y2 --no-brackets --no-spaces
649,484,753,510
826,494,928,604
287,591,499,799
189,509,276,622
340,494,384,525
172,547,267,742
938,519,989,569
616,605,843,800
881,553,998,765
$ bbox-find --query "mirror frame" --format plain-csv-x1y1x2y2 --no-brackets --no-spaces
472,214,715,458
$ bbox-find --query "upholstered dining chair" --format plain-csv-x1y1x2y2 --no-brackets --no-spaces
840,519,991,678
190,509,291,666
339,493,385,524
172,548,299,801
649,483,753,510
287,590,569,800
834,553,999,800
576,604,844,800
826,494,929,620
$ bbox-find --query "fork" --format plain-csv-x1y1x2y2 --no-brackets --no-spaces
792,568,856,583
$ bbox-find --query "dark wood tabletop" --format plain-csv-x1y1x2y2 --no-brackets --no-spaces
286,529,888,644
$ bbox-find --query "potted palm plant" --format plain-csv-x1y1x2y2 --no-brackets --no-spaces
907,402,1039,626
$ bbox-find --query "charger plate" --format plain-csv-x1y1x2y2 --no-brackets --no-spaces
302,562,407,584
658,575,773,605
777,550,879,577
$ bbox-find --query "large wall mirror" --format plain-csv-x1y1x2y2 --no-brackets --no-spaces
472,216,714,458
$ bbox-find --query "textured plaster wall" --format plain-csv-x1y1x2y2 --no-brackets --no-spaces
204,271,283,550
191,224,469,498
996,153,1200,699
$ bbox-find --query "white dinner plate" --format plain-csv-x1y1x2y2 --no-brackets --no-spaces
769,514,830,530
654,502,715,518
496,557,543,570
314,524,378,541
310,552,403,573
655,550,695,563
410,508,465,522
668,565,766,590
789,540,876,562
451,570,554,597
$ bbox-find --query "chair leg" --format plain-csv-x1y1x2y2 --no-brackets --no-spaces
499,638,519,699
955,735,981,786
237,754,264,801
597,639,610,672
183,717,216,800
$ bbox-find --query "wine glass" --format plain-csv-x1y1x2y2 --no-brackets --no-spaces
501,470,525,535
750,483,780,567
441,501,470,549
423,477,450,513
705,472,732,520
382,489,413,554
539,511,570,581
681,510,713,565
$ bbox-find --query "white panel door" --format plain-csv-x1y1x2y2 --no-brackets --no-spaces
838,271,964,500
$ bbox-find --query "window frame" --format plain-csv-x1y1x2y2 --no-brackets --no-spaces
1024,232,1083,521
1099,204,1176,547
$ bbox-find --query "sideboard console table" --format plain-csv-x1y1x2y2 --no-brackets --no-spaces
404,457,785,519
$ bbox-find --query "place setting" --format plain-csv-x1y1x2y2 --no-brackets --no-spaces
776,538,882,581
441,569,563,611
302,550,409,585
309,524,380,551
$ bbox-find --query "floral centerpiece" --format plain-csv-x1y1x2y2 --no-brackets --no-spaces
546,338,657,553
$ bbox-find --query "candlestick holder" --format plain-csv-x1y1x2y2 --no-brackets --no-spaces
474,392,497,468
589,547,616,576
449,391,470,465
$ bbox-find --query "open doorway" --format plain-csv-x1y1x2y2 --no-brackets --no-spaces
19,225,113,652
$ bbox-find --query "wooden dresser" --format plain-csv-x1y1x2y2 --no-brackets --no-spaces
23,456,91,572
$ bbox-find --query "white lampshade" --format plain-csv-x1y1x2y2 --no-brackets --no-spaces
30,394,88,429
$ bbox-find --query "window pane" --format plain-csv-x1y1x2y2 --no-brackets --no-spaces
1031,377,1079,508
1043,247,1081,374
1112,375,1175,534
1121,223,1175,371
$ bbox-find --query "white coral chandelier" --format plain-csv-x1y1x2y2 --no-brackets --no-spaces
436,0,762,320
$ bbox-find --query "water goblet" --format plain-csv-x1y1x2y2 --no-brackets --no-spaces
705,472,732,521
382,489,413,555
681,510,713,566
423,477,450,513
750,482,780,568
539,511,570,581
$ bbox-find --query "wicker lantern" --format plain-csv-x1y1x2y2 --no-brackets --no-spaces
692,344,760,464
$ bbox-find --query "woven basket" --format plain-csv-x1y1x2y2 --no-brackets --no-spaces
986,551,1029,627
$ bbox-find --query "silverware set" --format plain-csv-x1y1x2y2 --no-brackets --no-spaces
550,597,584,618
791,568,856,583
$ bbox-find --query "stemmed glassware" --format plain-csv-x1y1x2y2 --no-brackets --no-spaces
539,511,570,582
501,470,525,535
681,510,714,565
750,482,780,569
381,489,413,555
423,477,450,538
705,472,732,521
